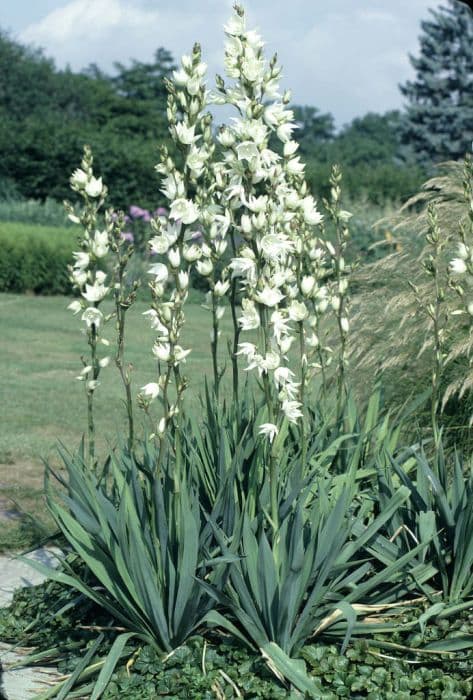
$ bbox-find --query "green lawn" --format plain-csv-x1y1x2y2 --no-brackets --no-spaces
0,293,235,548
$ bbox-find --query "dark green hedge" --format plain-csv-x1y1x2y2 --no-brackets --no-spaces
0,222,77,294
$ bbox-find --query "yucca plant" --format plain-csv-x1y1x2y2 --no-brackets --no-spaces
378,440,473,608
27,443,233,698
198,454,431,694
50,445,225,650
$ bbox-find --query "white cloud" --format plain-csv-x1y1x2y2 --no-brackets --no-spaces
17,0,436,125
20,0,161,43
19,0,229,73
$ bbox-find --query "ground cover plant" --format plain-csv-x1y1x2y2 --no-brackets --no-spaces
1,5,473,699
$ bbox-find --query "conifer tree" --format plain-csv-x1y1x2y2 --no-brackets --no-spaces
400,0,473,165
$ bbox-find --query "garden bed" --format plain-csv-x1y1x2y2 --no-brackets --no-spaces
0,564,472,699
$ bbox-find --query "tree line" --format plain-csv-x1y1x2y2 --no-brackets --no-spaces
0,0,471,209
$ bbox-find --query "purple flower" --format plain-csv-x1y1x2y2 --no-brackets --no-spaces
121,231,134,243
129,205,151,220
154,207,168,217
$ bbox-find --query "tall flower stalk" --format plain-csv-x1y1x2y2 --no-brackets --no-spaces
140,43,213,473
108,209,138,452
409,205,448,447
65,146,111,467
210,5,336,525
140,5,346,521
323,165,352,414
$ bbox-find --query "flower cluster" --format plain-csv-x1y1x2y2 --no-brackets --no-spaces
207,5,338,437
142,4,350,447
140,43,214,440
66,147,111,392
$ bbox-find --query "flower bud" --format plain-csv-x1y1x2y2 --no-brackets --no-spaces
458,243,469,260
307,333,319,348
152,282,165,298
254,211,266,230
214,280,230,297
218,128,235,147
241,214,252,235
279,336,294,354
326,241,336,256
196,259,213,276
283,141,298,158
168,247,181,268
178,271,189,290
68,300,82,314
183,244,202,262
301,275,316,297
288,300,308,322
214,239,228,256
141,382,160,400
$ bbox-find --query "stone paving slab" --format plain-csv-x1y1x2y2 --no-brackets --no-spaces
0,547,62,608
1,645,59,700
0,548,62,700
0,498,22,522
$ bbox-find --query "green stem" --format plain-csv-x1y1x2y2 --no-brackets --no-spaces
259,304,279,532
262,371,278,531
172,362,183,493
87,323,98,468
115,301,134,453
210,292,220,399
298,320,307,469
156,361,173,473
431,262,442,451
230,279,241,404
230,232,240,404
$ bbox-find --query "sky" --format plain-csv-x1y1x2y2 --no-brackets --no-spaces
2,0,437,127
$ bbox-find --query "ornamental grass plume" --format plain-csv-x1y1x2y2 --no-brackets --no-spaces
348,157,473,445
446,155,473,422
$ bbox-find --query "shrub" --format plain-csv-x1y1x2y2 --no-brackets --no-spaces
0,221,77,294
0,196,71,226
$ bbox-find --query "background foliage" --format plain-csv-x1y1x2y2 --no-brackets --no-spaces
0,222,76,294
